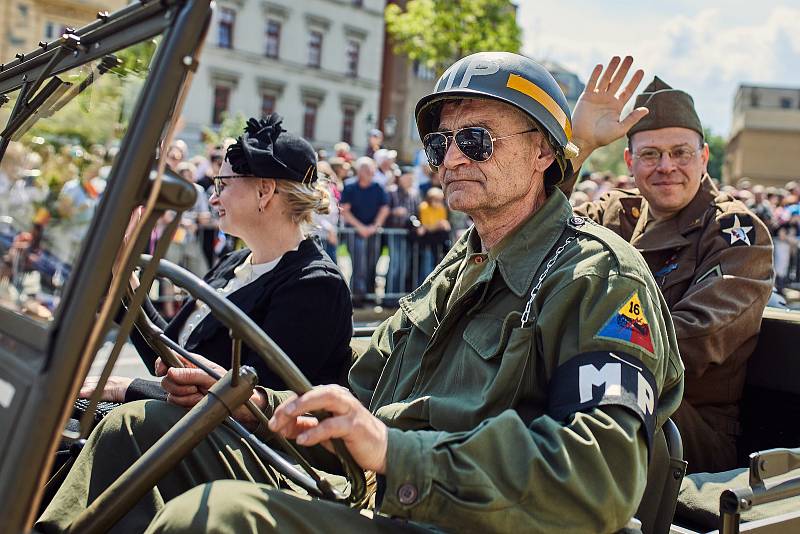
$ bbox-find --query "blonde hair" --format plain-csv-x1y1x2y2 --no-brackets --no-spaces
275,176,331,226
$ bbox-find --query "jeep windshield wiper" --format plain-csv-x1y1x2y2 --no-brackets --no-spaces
7,54,120,143
0,33,85,159
0,77,66,158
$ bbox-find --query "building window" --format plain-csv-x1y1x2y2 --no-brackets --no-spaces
780,97,792,109
308,31,323,68
353,0,363,7
341,107,356,145
346,40,360,78
749,91,759,108
303,101,318,140
261,93,276,118
265,20,281,59
44,22,67,40
212,85,231,126
18,4,28,17
218,8,236,49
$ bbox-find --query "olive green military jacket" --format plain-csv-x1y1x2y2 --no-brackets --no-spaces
574,176,773,410
344,191,683,533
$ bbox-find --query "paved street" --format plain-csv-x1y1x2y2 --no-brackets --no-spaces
90,341,152,380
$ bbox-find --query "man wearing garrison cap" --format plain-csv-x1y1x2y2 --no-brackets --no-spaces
565,57,774,473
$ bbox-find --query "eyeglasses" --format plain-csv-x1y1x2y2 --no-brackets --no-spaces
633,146,701,167
212,174,252,196
422,126,538,167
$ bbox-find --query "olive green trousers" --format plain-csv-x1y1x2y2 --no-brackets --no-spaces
36,400,432,534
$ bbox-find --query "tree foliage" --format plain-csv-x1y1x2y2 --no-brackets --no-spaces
584,137,628,176
202,112,247,147
704,127,725,180
385,0,522,75
16,38,160,151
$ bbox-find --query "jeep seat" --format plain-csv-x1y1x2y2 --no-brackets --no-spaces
635,418,688,534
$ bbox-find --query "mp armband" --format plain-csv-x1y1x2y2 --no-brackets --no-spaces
547,351,658,453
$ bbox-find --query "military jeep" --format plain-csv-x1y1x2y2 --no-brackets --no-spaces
0,1,798,533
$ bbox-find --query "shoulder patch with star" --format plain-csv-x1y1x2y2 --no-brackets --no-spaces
596,291,654,355
719,213,755,247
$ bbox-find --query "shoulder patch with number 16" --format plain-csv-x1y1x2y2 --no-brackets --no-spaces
596,291,654,354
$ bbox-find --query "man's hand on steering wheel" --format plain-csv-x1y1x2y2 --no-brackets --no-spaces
268,385,389,474
157,352,267,429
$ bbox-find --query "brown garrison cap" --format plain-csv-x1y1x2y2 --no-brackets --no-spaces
627,76,704,140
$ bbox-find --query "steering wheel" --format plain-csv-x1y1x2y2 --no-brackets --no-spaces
135,254,367,503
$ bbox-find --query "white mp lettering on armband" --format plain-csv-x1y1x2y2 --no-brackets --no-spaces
579,363,621,403
458,58,500,88
637,371,655,416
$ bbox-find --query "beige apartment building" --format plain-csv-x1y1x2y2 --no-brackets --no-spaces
725,84,800,187
0,0,127,62
179,0,385,154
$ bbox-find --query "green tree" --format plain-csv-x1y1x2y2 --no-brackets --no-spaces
584,137,628,176
202,112,247,146
704,127,725,180
22,38,160,150
385,0,522,75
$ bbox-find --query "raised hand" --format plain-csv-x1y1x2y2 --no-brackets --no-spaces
571,56,648,165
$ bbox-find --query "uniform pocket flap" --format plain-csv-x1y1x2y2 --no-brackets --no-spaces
463,315,505,360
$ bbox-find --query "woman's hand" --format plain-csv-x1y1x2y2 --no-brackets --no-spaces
158,351,267,428
79,376,133,402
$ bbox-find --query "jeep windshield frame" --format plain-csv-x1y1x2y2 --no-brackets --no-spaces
0,0,212,530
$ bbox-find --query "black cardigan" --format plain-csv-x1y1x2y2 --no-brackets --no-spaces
128,237,353,393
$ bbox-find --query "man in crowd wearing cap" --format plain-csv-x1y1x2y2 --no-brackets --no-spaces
40,54,682,533
565,57,774,473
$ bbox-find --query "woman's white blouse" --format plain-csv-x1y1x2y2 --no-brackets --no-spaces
177,253,283,347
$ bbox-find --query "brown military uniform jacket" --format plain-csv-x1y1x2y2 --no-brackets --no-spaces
575,176,773,419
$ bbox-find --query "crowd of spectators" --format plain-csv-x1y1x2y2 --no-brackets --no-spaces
142,130,473,309
319,132,471,307
5,127,799,313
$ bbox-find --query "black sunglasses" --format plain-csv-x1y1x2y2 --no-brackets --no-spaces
422,126,538,167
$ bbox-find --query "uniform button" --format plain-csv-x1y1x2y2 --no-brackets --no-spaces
569,216,585,227
397,483,418,505
474,256,484,264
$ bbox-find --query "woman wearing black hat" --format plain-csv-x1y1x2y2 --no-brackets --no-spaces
83,114,352,401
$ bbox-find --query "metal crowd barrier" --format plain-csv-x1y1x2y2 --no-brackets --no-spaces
335,226,450,304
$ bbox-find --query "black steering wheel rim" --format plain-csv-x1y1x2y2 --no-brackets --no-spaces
137,254,367,505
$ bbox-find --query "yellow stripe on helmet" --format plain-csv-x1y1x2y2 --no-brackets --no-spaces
506,73,572,140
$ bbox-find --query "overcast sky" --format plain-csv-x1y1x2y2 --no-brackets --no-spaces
517,1,800,137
